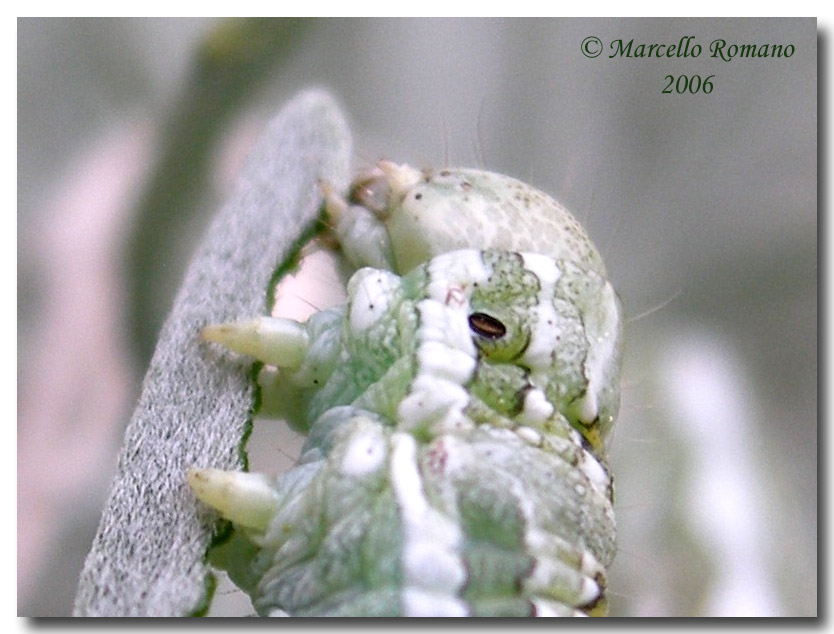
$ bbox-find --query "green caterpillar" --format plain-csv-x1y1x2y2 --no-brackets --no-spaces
189,164,622,616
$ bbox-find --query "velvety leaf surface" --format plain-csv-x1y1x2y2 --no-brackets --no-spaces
73,90,352,617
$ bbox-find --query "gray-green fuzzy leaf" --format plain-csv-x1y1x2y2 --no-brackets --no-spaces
73,89,352,617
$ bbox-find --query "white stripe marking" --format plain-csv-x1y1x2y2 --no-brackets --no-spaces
389,433,466,614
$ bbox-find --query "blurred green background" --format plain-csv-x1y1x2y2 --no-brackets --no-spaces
18,18,816,616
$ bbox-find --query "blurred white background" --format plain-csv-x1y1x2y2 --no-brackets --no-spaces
18,17,816,616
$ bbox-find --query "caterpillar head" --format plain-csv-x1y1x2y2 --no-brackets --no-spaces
328,162,608,277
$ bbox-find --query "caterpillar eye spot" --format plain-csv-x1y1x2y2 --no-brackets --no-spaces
469,312,507,340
